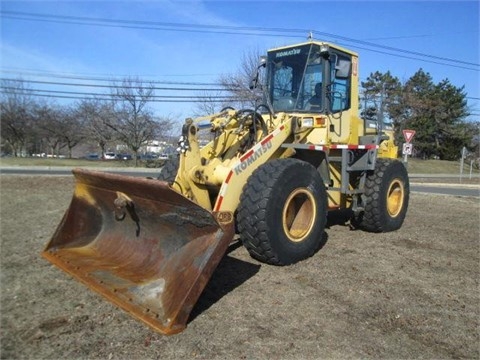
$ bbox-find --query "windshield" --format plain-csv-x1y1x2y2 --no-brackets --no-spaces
268,44,324,112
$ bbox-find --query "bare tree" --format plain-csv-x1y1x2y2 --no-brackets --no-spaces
0,79,35,156
194,47,265,116
35,105,61,156
61,105,87,158
192,90,228,117
108,77,172,166
153,114,176,141
219,47,265,109
75,99,115,158
33,104,67,157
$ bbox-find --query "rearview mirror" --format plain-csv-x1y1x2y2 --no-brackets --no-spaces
249,56,267,90
335,59,351,79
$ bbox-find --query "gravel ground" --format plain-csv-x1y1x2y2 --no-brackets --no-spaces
1,175,479,359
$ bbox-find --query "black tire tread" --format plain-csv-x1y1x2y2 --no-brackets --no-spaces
237,159,326,265
157,156,179,184
237,161,282,264
357,158,409,232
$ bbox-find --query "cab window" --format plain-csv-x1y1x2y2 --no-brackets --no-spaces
330,54,351,112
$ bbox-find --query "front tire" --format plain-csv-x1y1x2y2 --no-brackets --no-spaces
237,159,327,265
353,158,409,232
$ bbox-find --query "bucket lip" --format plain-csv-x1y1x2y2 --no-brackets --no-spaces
72,167,157,184
41,248,185,334
41,220,235,335
71,167,196,206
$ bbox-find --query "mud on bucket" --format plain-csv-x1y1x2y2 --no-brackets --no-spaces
42,168,234,335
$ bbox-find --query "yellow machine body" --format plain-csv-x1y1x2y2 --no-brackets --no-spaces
42,40,402,335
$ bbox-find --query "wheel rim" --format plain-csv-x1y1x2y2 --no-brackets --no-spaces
282,188,317,242
386,179,404,217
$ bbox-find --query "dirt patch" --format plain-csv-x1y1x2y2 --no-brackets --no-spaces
1,175,479,359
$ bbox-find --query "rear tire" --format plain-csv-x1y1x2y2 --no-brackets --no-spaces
353,158,409,232
157,156,179,184
237,159,327,265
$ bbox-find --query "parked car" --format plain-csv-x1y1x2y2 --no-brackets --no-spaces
104,152,117,160
140,153,159,160
116,154,132,160
85,153,100,160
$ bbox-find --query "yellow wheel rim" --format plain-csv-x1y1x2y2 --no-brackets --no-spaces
282,188,317,242
386,179,404,218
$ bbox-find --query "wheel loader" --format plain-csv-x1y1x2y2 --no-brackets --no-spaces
42,40,409,335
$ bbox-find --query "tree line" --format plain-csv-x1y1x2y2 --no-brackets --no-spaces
361,69,478,161
1,78,174,165
2,62,478,164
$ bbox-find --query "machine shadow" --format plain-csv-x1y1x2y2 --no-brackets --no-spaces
326,208,355,228
189,241,261,323
190,228,331,324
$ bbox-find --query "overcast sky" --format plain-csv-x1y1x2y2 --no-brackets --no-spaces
1,0,479,121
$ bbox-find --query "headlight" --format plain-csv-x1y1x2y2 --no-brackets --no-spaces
302,117,314,127
301,117,326,128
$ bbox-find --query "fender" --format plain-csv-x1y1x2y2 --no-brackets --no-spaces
214,121,292,213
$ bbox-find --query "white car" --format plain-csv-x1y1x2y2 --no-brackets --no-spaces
104,152,116,160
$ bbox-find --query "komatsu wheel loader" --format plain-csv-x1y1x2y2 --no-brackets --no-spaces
42,40,409,335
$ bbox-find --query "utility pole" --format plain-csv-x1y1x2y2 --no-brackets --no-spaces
460,146,467,182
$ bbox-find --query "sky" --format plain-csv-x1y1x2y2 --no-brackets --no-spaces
1,0,479,123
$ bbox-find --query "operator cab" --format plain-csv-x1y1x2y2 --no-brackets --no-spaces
266,42,353,114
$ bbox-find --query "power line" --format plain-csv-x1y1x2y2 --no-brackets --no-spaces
0,11,305,40
312,30,479,68
364,33,465,41
1,10,479,71
0,77,236,103
0,69,221,85
0,67,216,79
336,41,478,72
2,77,478,104
0,77,228,91
0,89,240,103
0,86,236,99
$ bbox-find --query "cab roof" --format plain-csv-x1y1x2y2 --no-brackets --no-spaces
268,40,358,57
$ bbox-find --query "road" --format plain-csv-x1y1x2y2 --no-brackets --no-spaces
0,166,159,179
1,167,478,198
411,184,479,198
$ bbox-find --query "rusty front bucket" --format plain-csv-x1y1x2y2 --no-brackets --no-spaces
42,168,234,335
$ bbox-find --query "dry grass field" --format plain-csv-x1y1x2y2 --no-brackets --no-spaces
1,175,479,359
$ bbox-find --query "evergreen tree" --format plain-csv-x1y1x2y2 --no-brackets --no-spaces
402,69,469,160
361,69,472,160
361,71,402,141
